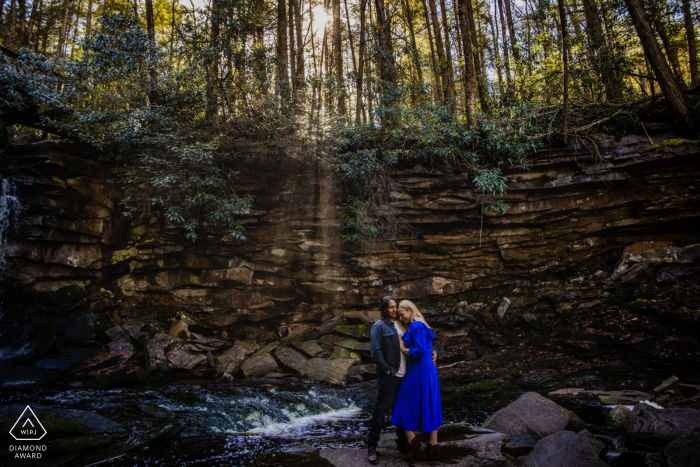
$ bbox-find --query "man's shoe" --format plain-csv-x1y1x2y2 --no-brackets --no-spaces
368,447,378,464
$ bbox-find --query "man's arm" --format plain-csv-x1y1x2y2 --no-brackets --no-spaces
432,351,437,366
370,324,390,375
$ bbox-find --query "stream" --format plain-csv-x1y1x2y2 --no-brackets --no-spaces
0,377,632,466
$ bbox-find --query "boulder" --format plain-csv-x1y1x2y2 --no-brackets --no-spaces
497,298,511,318
104,325,129,342
627,404,700,441
33,348,94,371
234,340,259,355
166,348,207,371
335,338,371,353
274,346,308,373
64,313,96,340
346,364,377,384
296,340,325,357
604,405,633,430
655,427,700,467
241,353,281,378
169,320,191,340
145,333,182,374
331,346,362,363
518,431,608,467
300,358,355,382
122,320,147,343
216,345,246,376
482,392,583,439
320,430,509,467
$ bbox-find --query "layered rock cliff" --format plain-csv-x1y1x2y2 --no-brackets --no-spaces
1,133,699,386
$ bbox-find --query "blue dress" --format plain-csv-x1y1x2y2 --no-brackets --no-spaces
391,321,443,433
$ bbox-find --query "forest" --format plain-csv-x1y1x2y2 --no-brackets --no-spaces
1,0,699,240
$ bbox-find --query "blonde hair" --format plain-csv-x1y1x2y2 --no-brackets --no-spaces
397,300,432,332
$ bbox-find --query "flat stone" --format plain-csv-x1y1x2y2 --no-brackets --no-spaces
334,338,371,353
241,353,281,378
653,375,680,395
295,340,325,357
497,298,511,318
274,346,308,373
518,430,608,467
590,390,652,405
300,358,355,382
145,333,183,374
319,431,509,466
234,340,259,355
216,345,246,376
166,348,207,370
482,392,582,439
105,325,129,342
331,346,362,363
627,404,700,440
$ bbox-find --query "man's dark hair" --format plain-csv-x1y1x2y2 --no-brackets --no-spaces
380,296,397,321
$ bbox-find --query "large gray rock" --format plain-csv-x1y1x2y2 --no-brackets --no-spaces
627,404,700,440
145,333,183,374
241,353,281,378
482,392,583,439
320,431,509,467
274,346,307,373
297,340,325,357
300,358,355,382
216,345,246,376
165,348,207,370
653,427,700,467
518,430,608,467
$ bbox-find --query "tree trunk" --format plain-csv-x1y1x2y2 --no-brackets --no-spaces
503,0,519,60
651,14,684,85
294,0,304,86
581,0,623,100
5,0,17,50
624,0,696,132
205,0,220,119
57,0,72,56
356,0,366,123
0,0,5,39
439,0,455,100
427,0,448,102
333,0,346,115
557,0,568,143
497,0,511,88
69,0,82,58
457,0,477,125
85,0,92,36
276,0,290,93
344,0,357,74
421,0,442,102
17,0,26,46
289,0,296,90
145,0,155,44
467,0,488,113
24,0,40,47
403,0,422,84
682,0,699,85
490,15,503,88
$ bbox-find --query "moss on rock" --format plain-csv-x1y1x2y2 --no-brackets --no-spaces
640,138,700,153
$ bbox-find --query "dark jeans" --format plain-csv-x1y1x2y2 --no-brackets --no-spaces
367,374,408,450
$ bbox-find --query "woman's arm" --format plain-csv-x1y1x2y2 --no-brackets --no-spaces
407,324,429,358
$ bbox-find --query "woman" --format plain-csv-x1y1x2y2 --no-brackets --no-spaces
391,300,442,460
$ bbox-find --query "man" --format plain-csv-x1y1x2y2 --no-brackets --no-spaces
367,296,437,464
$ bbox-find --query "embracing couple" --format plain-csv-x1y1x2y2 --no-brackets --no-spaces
367,296,443,464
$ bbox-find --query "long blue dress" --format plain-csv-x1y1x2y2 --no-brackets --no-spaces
391,321,443,433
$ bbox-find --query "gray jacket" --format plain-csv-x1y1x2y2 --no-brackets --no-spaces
370,318,401,376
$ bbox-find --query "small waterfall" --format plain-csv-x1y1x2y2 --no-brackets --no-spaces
0,176,22,266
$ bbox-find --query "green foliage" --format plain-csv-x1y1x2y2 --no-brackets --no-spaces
335,197,379,243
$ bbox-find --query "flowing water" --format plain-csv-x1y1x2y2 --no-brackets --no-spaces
0,378,507,466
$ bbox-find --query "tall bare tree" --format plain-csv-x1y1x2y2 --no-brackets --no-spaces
624,0,696,132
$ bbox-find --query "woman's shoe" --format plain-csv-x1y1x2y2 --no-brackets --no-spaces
416,443,440,461
405,437,424,460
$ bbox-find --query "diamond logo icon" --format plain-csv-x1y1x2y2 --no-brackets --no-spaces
9,406,47,441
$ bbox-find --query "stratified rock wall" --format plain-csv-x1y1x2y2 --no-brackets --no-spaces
1,133,700,338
